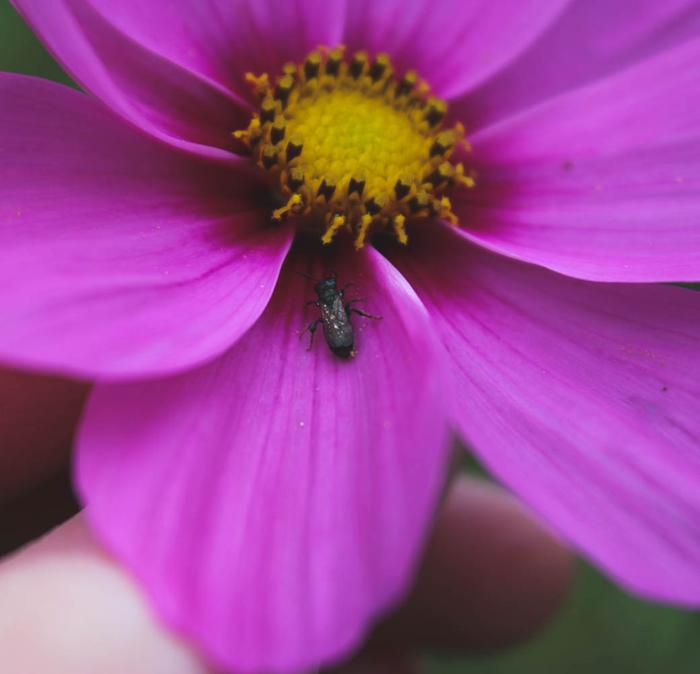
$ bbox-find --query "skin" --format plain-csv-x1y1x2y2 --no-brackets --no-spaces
0,367,573,674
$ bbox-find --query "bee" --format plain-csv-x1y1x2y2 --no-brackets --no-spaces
302,273,381,358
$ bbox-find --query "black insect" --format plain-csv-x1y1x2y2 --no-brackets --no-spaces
301,273,381,358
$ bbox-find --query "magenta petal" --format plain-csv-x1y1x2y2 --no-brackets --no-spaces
342,0,567,99
458,0,700,130
79,0,346,102
76,246,451,672
460,37,700,282
391,225,700,605
12,0,249,160
0,75,293,379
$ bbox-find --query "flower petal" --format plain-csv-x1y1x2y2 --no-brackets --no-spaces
74,0,346,102
457,0,700,129
12,0,249,160
76,244,450,673
342,0,568,99
459,37,700,282
391,225,700,606
0,74,292,379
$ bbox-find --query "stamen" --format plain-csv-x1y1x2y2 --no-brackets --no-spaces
234,46,474,248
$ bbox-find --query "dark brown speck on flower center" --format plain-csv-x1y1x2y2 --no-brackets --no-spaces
234,46,474,249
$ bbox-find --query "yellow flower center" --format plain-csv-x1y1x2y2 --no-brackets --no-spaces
234,46,474,249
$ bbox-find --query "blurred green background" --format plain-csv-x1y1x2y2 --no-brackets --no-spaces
1,2,698,672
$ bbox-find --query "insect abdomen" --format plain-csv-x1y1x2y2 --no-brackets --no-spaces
321,300,354,358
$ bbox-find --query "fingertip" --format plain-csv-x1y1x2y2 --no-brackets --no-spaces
0,516,213,674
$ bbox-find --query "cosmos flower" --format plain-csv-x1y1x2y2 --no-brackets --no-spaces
2,0,700,672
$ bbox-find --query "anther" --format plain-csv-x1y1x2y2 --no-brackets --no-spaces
424,161,454,188
425,97,447,127
317,179,336,202
430,130,457,157
287,167,305,191
394,177,413,201
286,135,303,162
325,47,344,77
270,119,286,144
409,190,431,213
396,70,418,97
261,145,279,170
369,53,391,82
304,52,321,80
275,75,294,106
365,194,387,216
349,51,368,79
260,97,276,123
348,176,366,198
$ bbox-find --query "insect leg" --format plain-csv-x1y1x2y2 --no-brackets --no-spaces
346,304,382,320
300,318,322,350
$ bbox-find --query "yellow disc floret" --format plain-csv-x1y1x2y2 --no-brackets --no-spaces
234,46,474,249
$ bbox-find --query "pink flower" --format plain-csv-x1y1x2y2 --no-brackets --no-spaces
2,1,700,672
